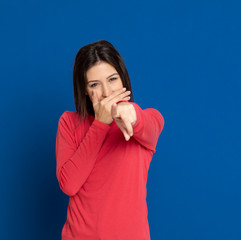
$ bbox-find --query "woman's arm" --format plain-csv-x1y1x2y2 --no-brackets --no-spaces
55,111,110,196
130,102,164,153
113,100,164,153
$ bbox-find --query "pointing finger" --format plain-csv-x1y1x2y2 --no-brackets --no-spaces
123,129,130,141
120,115,133,137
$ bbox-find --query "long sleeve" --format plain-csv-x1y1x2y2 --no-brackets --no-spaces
55,111,111,196
129,102,164,153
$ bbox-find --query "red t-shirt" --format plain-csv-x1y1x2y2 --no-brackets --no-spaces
55,101,164,240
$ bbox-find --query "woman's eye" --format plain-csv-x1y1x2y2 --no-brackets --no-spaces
90,83,98,88
109,77,117,81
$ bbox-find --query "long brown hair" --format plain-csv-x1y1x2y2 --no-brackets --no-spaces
73,40,134,127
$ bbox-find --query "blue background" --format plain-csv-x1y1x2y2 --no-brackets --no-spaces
1,0,241,239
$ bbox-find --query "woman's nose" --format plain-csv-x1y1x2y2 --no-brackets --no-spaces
102,84,112,97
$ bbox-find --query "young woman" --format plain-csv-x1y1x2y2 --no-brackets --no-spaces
55,40,164,240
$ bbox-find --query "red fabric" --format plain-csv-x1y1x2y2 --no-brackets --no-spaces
115,99,129,104
55,101,164,240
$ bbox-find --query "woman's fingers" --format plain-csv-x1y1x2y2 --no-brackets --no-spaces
114,90,131,103
117,114,133,140
129,112,136,125
122,129,131,141
124,96,131,101
111,102,134,141
111,103,119,118
121,115,133,136
116,122,131,141
105,90,131,107
102,88,127,104
91,89,99,106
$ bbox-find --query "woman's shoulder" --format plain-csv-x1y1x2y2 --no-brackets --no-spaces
61,110,79,120
59,110,94,129
58,110,78,122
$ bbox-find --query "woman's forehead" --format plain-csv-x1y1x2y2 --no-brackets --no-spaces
86,62,118,80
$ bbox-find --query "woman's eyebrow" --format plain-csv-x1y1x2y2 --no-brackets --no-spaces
88,80,99,83
106,73,118,79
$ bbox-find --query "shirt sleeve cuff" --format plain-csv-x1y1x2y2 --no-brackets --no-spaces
116,99,129,104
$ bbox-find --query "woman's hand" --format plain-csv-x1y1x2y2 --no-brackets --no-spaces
111,102,137,141
92,88,131,125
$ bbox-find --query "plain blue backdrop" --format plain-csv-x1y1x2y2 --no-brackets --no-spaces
1,0,241,239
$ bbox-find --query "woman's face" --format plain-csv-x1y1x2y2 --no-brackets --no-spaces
85,61,124,103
